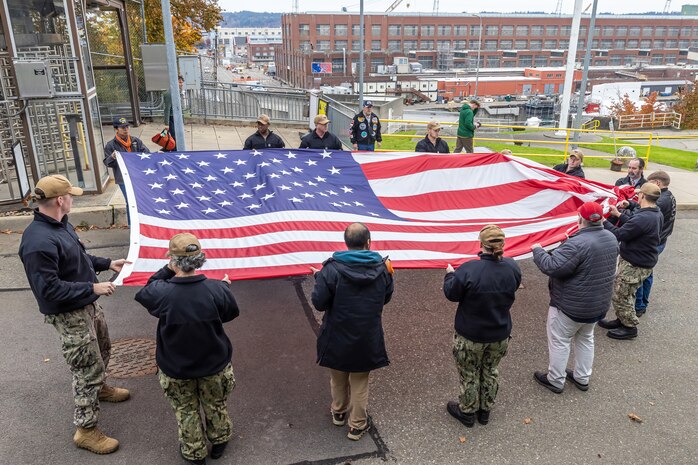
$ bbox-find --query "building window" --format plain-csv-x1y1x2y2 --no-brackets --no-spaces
437,40,451,50
545,25,558,36
334,24,348,36
654,26,666,37
679,39,690,48
470,25,481,36
403,40,417,51
516,25,529,36
603,26,615,36
666,55,676,64
418,57,434,68
530,40,542,50
651,55,663,65
535,55,548,66
420,40,434,50
503,60,517,68
616,26,627,36
388,40,401,51
352,40,361,51
371,25,381,36
666,39,678,48
610,55,622,65
550,59,563,66
486,56,501,67
694,27,698,36
614,39,626,48
627,39,638,48
544,39,557,48
300,40,311,52
454,40,467,49
515,40,528,49
352,24,364,36
639,40,651,48
518,55,533,66
484,40,498,51
437,25,452,36
389,25,401,36
559,40,569,49
560,26,571,36
641,27,653,37
629,27,640,36
335,40,348,51
317,40,330,51
454,25,468,35
370,57,384,72
601,39,612,48
485,25,499,36
332,57,345,73
316,24,330,36
500,40,513,50
470,39,481,49
501,25,514,36
595,59,608,66
421,25,435,36
680,27,692,36
623,55,634,65
579,26,587,37
530,25,544,36
404,25,418,36
299,24,310,36
371,40,382,51
668,27,680,37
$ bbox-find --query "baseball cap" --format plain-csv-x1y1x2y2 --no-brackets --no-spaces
34,175,83,200
257,114,271,125
363,100,373,107
577,202,603,222
427,121,442,131
569,150,584,161
113,117,129,128
640,182,661,197
314,114,330,125
478,224,505,247
167,232,202,257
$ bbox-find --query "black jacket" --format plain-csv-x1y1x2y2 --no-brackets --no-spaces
443,254,522,343
615,174,646,188
135,266,239,379
532,225,619,323
604,206,663,268
623,188,676,245
415,135,450,153
350,112,382,146
19,210,112,315
311,251,394,372
553,163,585,179
243,130,285,150
104,137,150,184
299,130,343,150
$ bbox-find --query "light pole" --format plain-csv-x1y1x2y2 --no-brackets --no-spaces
342,47,346,77
572,0,598,144
161,0,186,150
359,0,365,109
471,14,482,98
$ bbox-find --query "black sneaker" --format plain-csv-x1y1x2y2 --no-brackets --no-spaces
210,441,228,460
446,401,475,428
477,410,490,425
607,325,638,340
635,308,646,317
565,369,589,392
533,371,563,394
598,318,622,329
332,411,347,426
347,422,370,441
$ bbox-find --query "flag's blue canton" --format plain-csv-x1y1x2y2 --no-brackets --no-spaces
123,149,400,221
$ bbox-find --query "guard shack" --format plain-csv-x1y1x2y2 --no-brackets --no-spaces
0,0,140,203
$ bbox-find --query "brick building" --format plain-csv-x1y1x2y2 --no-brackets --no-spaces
276,12,698,90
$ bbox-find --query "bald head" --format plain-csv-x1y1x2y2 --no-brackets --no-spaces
344,222,371,250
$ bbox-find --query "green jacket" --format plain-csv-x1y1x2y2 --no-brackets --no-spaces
457,105,479,138
163,90,172,124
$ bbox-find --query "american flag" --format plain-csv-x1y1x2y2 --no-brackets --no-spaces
114,149,616,285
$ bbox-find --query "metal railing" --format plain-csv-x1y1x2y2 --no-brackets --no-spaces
617,112,682,130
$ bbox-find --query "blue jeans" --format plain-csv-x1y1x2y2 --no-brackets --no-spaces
118,183,130,226
635,242,666,311
357,144,374,151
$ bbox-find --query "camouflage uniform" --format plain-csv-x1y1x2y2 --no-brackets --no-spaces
612,257,653,327
44,302,111,428
158,364,235,461
452,333,509,413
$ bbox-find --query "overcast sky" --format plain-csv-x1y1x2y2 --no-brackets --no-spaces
220,0,683,14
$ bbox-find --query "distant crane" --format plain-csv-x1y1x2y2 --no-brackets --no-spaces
385,0,405,13
663,0,671,13
433,0,439,14
292,0,298,13
554,0,564,15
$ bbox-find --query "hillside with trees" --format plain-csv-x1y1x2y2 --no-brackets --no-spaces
220,11,282,27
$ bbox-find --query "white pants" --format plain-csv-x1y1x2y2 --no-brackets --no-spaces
546,306,595,388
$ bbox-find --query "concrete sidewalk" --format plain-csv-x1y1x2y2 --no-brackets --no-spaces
1,121,696,231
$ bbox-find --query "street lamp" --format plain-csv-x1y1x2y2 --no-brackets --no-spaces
471,14,482,98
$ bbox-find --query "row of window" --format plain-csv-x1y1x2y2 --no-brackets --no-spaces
298,38,698,52
299,23,698,39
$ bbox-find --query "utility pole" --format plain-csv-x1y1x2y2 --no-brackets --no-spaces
359,0,365,110
556,0,583,136
161,0,186,150
572,0,598,144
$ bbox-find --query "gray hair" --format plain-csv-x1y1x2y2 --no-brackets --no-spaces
171,252,206,272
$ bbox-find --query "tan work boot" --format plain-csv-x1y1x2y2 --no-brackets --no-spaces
98,384,130,403
73,426,119,454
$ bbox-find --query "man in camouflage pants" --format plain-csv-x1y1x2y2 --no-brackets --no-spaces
600,183,664,340
19,175,130,455
453,336,509,413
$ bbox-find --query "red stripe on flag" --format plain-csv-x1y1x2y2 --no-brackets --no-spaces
359,152,507,179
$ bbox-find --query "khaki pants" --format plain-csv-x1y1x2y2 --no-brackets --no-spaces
454,136,474,153
329,369,370,429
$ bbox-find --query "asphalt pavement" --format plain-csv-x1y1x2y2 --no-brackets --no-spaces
1,213,697,464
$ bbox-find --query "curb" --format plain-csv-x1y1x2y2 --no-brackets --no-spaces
0,205,127,232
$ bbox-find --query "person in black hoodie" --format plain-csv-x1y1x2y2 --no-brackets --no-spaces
19,175,130,455
415,121,450,153
599,182,663,340
135,233,239,465
552,149,585,178
443,225,522,428
310,223,394,441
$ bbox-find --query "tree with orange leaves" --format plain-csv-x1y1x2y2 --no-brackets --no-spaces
144,0,222,52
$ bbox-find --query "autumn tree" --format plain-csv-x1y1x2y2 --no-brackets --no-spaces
673,85,698,129
144,0,222,53
609,91,660,118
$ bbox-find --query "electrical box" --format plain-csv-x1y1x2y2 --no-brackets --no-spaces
14,61,55,98
141,44,170,91
178,56,201,90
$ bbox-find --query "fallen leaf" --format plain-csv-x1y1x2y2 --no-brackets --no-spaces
523,418,533,425
458,436,466,443
43,358,50,362
649,401,655,406
1,229,12,234
628,412,643,423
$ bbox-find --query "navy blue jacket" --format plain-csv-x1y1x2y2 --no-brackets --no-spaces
350,112,382,146
622,188,676,245
299,130,343,150
532,225,619,323
444,254,522,343
243,130,285,150
19,210,112,315
415,135,450,153
311,250,394,372
604,206,663,268
135,266,239,379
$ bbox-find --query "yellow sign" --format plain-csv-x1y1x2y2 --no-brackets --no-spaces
318,99,328,115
